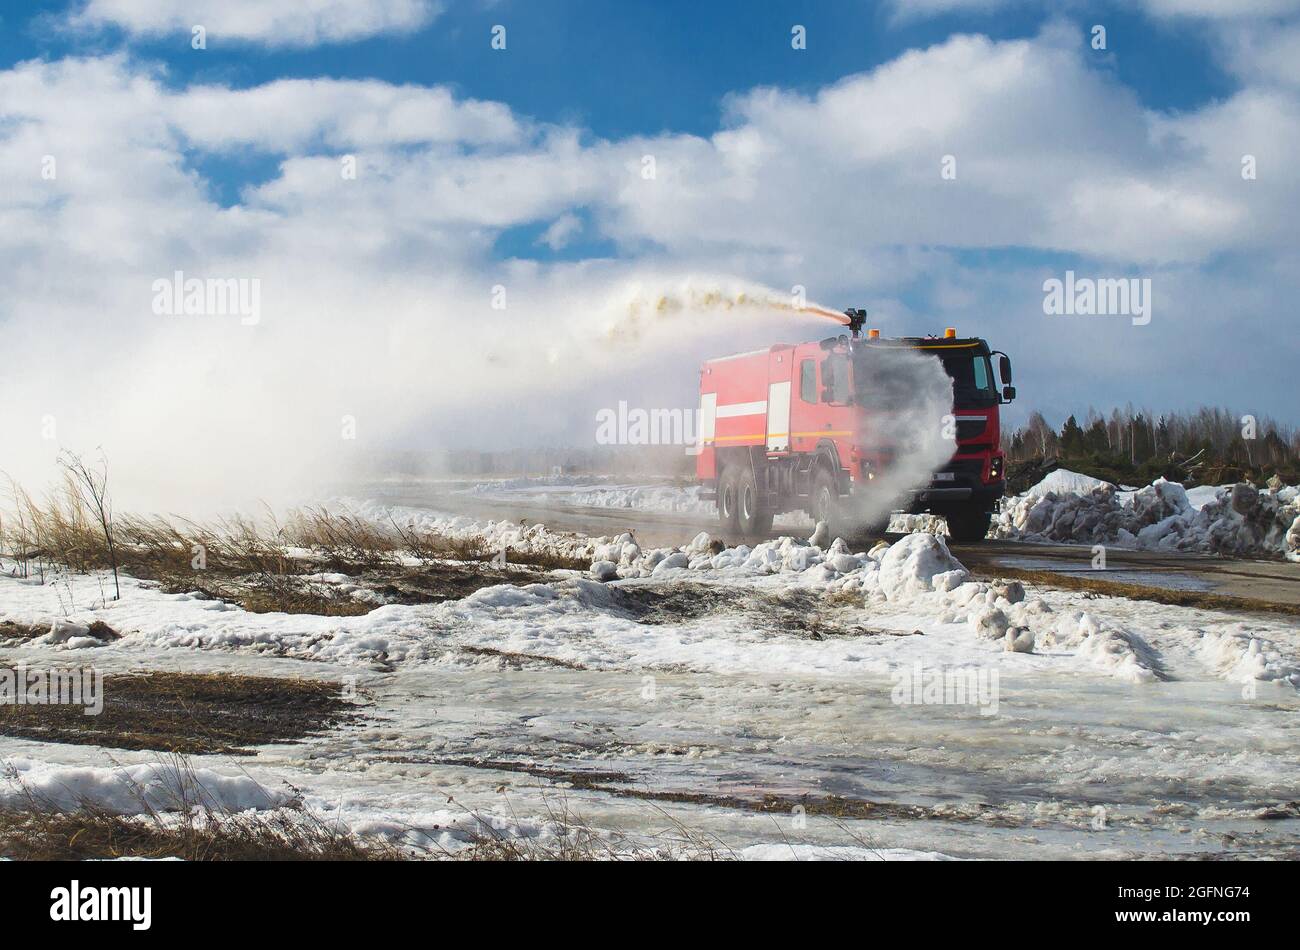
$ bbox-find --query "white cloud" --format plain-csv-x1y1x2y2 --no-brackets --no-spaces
174,79,523,152
603,26,1294,265
1219,22,1300,88
67,0,441,46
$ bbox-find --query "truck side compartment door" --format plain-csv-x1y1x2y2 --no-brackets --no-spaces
766,350,792,453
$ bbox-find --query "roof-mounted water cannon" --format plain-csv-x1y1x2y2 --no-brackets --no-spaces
803,304,868,339
843,308,867,338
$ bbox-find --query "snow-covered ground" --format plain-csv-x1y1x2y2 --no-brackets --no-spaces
997,471,1300,561
2,508,1298,859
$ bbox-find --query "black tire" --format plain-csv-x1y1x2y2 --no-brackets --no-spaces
737,467,771,538
945,507,992,543
718,466,741,533
810,468,841,537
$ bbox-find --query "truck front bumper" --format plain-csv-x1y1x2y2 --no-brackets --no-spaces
906,482,1003,512
904,456,1005,513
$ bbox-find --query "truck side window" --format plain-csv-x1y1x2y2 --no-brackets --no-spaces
799,359,817,403
822,353,851,404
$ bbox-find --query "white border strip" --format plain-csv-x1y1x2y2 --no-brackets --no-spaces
716,401,767,418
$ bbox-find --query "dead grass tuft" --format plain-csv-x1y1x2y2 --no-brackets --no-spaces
0,670,360,756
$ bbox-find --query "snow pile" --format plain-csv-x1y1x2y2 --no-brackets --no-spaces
29,619,113,650
1194,626,1300,688
875,533,968,600
593,524,967,607
583,526,1164,683
1025,469,1115,497
930,568,1160,682
1,759,292,815
994,473,1300,559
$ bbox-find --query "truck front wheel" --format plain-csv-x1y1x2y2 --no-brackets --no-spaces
945,507,992,544
810,468,841,538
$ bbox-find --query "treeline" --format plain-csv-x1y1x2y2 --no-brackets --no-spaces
1000,406,1300,488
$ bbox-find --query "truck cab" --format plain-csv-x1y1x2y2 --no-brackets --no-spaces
852,329,1014,540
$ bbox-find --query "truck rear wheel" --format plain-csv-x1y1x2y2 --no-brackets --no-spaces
718,466,741,533
737,467,772,538
945,507,992,544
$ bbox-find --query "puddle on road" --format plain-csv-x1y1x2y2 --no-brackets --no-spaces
993,556,1216,592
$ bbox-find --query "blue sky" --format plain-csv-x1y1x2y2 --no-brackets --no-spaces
2,0,1298,499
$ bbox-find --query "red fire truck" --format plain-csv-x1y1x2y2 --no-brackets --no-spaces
695,310,1016,543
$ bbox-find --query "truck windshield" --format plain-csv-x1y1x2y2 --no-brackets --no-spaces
939,353,996,405
851,345,996,409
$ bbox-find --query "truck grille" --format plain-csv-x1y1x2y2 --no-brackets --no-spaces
956,417,987,441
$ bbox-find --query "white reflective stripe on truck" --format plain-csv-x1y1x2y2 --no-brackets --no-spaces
715,400,767,418
766,382,791,452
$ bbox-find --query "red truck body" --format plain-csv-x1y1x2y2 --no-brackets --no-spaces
695,326,1015,542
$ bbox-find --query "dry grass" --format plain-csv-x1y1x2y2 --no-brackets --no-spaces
2,474,104,578
497,548,590,572
387,516,487,564
282,506,401,571
0,804,404,861
1,479,579,616
0,620,45,643
0,670,360,756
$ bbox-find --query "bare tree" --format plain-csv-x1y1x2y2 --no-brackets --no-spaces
58,450,120,600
